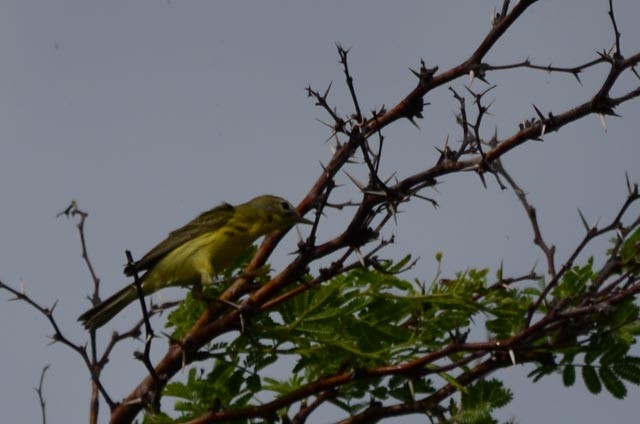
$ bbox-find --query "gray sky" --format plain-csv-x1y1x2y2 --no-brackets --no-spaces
2,1,640,423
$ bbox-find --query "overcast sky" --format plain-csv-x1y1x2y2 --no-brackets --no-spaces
2,1,640,423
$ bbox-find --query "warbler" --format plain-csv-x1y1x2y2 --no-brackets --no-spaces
79,195,310,330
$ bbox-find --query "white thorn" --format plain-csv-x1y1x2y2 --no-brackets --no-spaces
355,247,366,267
182,350,187,372
540,124,546,139
295,223,304,241
509,349,516,366
389,203,398,225
598,113,608,131
344,171,366,191
469,69,475,85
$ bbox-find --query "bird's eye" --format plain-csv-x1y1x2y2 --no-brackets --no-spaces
280,201,291,210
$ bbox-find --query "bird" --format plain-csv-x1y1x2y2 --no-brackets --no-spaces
78,195,310,330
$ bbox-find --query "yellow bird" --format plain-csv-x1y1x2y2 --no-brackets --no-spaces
79,195,310,330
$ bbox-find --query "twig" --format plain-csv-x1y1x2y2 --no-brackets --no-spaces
0,279,115,408
337,43,363,123
57,201,101,304
34,365,49,424
126,250,163,411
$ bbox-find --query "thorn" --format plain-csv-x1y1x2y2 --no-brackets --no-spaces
532,104,545,121
182,349,187,371
484,99,496,114
414,194,438,208
239,312,246,334
625,172,632,195
20,280,25,295
362,190,387,198
529,262,537,276
577,209,590,232
315,118,334,130
478,170,488,189
540,124,546,139
573,72,583,85
487,128,499,147
323,81,333,99
56,200,78,218
598,113,608,131
406,116,421,129
294,223,304,242
388,202,398,225
408,379,416,400
354,248,366,267
509,349,517,366
468,69,475,85
383,172,397,185
343,171,366,191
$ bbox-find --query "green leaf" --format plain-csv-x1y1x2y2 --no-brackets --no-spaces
552,258,594,300
453,379,512,424
619,227,640,266
562,365,576,387
528,364,555,383
599,365,627,399
263,374,305,395
600,341,630,366
485,317,517,339
613,360,640,385
582,365,602,394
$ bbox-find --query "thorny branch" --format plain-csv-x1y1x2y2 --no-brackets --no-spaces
126,250,163,410
111,1,640,421
1,1,639,423
0,277,115,411
0,202,188,422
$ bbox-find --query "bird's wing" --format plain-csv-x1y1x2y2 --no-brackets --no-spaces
124,203,235,276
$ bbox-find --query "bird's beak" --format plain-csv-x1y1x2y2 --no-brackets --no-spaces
295,214,313,225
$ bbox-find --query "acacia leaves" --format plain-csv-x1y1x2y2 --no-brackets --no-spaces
152,232,640,423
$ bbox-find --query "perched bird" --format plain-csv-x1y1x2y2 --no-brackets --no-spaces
78,195,310,330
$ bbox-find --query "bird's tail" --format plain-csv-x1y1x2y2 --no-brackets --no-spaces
78,284,140,331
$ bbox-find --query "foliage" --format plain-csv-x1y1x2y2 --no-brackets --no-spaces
1,2,639,424
148,230,640,423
